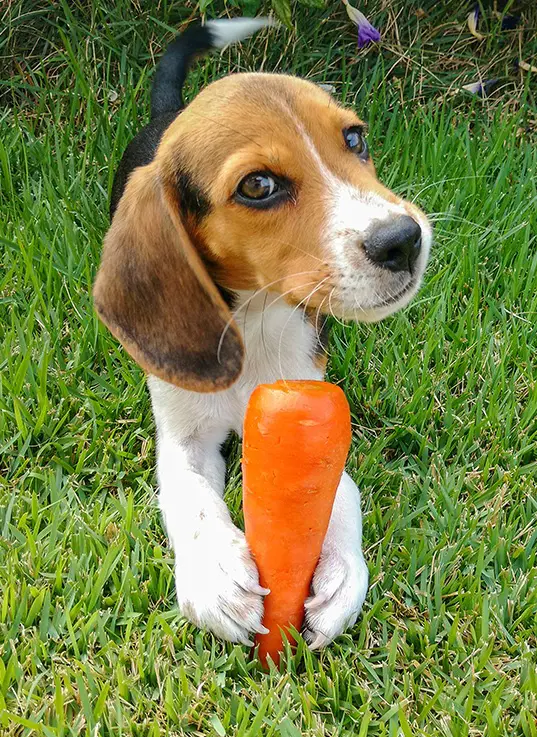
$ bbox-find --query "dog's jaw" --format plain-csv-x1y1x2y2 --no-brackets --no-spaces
328,196,433,322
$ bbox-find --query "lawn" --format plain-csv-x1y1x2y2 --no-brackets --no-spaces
1,1,537,735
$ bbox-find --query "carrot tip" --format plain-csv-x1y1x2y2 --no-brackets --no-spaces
243,380,351,666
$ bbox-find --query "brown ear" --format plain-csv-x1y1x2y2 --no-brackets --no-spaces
93,164,244,392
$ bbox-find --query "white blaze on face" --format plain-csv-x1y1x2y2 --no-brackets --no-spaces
280,102,431,322
327,184,406,263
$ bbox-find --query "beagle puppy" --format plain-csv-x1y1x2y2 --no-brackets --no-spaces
94,18,431,649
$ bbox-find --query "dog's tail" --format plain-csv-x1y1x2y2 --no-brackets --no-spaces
150,17,274,119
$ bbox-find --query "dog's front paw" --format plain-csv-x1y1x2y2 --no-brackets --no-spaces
303,547,368,650
174,521,269,645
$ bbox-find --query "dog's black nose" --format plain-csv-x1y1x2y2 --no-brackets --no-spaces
363,216,422,272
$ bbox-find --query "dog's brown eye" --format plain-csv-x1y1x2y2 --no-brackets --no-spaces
238,173,277,200
344,127,368,157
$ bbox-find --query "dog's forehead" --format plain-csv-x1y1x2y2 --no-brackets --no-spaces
158,74,364,182
185,72,340,122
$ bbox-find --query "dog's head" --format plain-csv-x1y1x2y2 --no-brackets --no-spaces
94,73,431,392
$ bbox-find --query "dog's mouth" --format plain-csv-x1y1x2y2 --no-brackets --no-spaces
373,279,415,309
331,275,419,323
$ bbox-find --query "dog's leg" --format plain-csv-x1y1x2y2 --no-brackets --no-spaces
150,378,268,645
303,471,369,649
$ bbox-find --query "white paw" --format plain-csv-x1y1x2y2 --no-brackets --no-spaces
303,547,368,650
174,520,269,645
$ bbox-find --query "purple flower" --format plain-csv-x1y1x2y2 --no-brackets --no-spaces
342,1,381,48
461,78,499,97
467,3,484,40
357,14,381,48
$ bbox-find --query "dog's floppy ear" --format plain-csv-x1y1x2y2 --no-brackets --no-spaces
93,163,244,392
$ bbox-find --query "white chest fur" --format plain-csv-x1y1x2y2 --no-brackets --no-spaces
148,291,323,441
149,290,368,651
231,291,322,427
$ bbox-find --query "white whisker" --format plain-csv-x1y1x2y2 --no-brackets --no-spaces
314,295,330,356
408,174,493,202
216,270,323,363
328,288,349,329
277,277,331,382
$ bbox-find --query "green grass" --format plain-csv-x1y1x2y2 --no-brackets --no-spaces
1,1,537,734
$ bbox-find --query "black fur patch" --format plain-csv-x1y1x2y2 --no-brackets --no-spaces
150,24,214,119
176,170,211,222
218,287,237,311
110,111,178,220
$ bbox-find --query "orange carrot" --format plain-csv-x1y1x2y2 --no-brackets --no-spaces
242,380,351,666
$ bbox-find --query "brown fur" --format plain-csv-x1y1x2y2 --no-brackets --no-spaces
93,165,244,391
94,73,421,390
157,74,401,304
